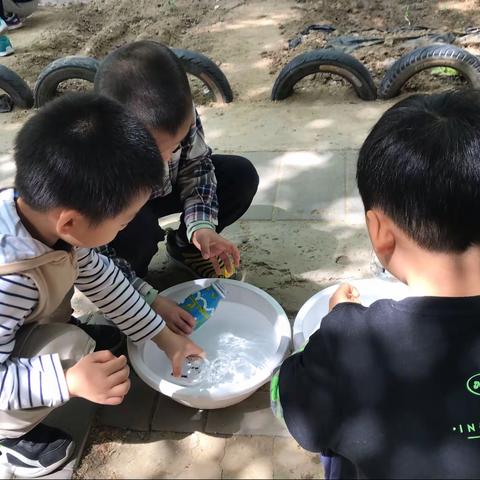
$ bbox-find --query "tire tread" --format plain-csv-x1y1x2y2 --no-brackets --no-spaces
271,49,377,101
379,44,480,99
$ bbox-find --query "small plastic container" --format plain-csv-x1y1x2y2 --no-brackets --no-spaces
178,280,226,331
170,355,210,386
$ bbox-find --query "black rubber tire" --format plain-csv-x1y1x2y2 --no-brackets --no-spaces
171,48,233,104
271,49,377,101
379,44,480,99
34,56,99,108
0,65,33,109
2,0,38,18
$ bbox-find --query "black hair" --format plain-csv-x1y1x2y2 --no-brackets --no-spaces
357,89,480,252
94,40,192,134
15,92,164,223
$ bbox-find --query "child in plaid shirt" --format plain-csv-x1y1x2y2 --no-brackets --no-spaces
95,40,259,336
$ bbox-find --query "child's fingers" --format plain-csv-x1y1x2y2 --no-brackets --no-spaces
338,283,354,295
179,310,195,328
90,350,115,363
188,341,205,358
107,365,130,387
171,356,183,377
328,283,363,311
103,354,127,375
350,286,360,300
103,396,125,406
329,283,354,311
210,257,222,276
176,319,193,336
200,241,211,260
108,378,131,398
230,244,241,267
219,252,233,275
167,321,183,335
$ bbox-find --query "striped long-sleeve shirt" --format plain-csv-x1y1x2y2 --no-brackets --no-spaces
0,190,165,412
0,249,166,411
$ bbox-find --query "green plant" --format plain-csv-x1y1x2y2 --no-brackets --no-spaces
430,67,459,77
404,5,411,26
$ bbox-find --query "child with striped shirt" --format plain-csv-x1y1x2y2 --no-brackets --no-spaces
0,92,203,477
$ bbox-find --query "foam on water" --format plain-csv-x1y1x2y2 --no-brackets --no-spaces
144,300,280,390
201,332,272,386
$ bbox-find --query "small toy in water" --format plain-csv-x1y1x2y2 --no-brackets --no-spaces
171,355,209,386
178,280,226,331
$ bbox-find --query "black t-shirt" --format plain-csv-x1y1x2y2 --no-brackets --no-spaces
279,296,480,479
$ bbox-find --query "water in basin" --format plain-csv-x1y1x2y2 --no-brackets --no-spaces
129,279,291,409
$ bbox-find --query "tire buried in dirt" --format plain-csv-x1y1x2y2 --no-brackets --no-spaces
271,49,377,101
170,48,233,104
34,56,99,108
0,65,33,109
379,44,480,99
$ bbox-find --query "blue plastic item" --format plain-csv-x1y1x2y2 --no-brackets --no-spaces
178,280,226,330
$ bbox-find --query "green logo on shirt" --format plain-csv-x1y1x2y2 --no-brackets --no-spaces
466,373,480,396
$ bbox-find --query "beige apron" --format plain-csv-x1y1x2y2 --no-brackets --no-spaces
0,250,95,438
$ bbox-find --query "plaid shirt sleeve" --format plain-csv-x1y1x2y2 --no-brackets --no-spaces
176,108,218,240
94,244,158,302
95,244,136,281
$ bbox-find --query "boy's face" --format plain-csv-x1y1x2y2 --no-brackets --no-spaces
149,113,193,163
57,190,150,248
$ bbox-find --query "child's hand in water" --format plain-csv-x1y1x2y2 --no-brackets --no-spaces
329,283,362,311
153,326,205,377
151,295,196,335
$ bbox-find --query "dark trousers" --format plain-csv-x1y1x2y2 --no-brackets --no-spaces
109,154,259,277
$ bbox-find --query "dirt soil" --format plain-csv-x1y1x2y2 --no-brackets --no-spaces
5,0,234,84
4,0,479,105
266,0,480,94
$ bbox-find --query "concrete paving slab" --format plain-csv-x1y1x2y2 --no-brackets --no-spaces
273,437,324,479
221,435,274,479
0,153,15,188
97,371,158,432
200,102,393,154
41,464,74,479
217,220,371,317
0,118,21,154
240,151,283,221
151,393,207,434
0,117,21,189
345,151,365,225
274,151,347,221
205,390,289,437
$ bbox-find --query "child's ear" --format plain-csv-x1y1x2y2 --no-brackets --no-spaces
55,209,81,237
365,209,396,259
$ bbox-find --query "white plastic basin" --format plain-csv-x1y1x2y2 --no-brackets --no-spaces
293,278,412,350
128,279,291,409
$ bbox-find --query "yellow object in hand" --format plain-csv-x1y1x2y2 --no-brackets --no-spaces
222,265,236,279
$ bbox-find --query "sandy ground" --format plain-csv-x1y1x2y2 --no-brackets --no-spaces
0,0,478,478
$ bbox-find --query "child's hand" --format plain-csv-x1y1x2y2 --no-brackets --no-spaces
65,351,131,405
153,327,205,377
151,295,196,335
192,228,240,276
329,283,362,311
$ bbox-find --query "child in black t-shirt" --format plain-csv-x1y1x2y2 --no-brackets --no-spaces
272,90,480,479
